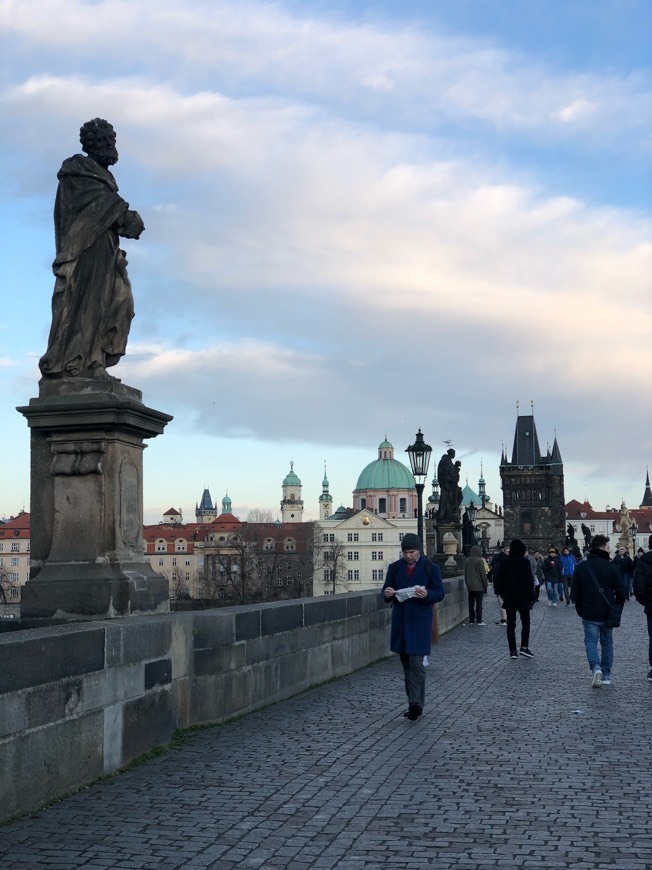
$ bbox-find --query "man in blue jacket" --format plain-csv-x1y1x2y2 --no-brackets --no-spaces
382,534,445,720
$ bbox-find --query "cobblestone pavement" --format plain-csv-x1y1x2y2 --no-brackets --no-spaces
2,594,651,869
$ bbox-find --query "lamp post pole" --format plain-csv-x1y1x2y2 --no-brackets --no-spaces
406,429,432,547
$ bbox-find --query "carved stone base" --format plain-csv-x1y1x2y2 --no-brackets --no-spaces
17,378,173,621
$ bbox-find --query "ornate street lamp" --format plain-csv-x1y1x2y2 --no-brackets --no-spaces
631,519,638,556
406,429,432,546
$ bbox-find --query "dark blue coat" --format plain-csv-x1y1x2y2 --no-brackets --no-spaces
382,556,445,656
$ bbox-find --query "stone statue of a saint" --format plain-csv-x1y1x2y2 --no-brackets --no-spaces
39,118,144,380
581,522,592,549
618,503,634,546
436,448,462,524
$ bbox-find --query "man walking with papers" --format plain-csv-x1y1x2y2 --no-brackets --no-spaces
382,534,445,720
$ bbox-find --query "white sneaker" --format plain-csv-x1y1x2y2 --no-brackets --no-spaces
477,621,486,626
592,669,603,688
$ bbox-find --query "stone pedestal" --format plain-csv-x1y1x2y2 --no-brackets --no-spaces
17,378,173,620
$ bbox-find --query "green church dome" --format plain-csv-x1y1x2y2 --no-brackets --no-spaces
282,462,301,486
355,443,415,490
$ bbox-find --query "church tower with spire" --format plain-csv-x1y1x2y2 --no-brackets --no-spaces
500,405,565,551
639,468,652,510
281,462,304,522
319,463,333,519
195,487,217,523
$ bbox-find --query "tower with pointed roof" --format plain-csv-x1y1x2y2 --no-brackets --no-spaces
195,487,217,523
281,462,304,522
500,407,565,551
319,463,333,520
639,468,652,510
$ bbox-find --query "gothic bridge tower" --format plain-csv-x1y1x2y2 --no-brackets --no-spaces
500,409,565,552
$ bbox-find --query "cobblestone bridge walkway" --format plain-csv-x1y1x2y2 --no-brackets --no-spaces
2,594,651,869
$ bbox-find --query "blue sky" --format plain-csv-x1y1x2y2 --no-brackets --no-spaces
1,0,651,523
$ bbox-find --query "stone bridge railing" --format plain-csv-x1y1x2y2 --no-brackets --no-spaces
0,577,465,821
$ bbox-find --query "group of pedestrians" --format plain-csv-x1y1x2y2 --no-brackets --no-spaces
381,531,652,722
479,534,652,687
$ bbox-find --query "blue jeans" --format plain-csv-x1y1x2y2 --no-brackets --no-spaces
582,619,614,676
546,581,559,603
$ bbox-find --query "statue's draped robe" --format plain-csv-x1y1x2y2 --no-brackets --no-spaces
39,155,134,377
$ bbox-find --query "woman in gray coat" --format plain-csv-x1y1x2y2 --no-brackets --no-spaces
464,545,488,625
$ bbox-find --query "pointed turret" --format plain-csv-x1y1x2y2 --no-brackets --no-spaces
640,468,652,509
196,487,217,523
319,461,333,519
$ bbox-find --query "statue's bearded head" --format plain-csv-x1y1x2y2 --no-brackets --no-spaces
80,118,119,167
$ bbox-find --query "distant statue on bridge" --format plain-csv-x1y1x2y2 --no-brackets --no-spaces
436,448,463,525
566,523,577,548
581,522,592,549
39,118,145,380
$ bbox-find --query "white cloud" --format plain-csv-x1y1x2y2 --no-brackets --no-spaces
2,0,650,145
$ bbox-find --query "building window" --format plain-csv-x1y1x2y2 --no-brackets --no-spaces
372,569,384,581
185,559,191,566
324,551,333,561
264,538,275,551
156,540,167,553
284,538,296,551
158,558,164,566
347,533,359,542
276,578,284,587
371,551,384,561
172,557,177,566
185,572,190,581
347,551,359,561
324,590,334,595
324,569,333,581
346,569,360,581
175,539,187,552
399,498,407,514
0,543,3,552
323,534,329,543
11,557,19,566
371,533,384,542
218,589,226,599
10,586,19,598
172,571,178,581
360,499,366,509
286,577,293,586
521,511,533,535
378,498,387,513
11,542,19,552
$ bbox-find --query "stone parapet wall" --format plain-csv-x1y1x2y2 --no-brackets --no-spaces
0,579,464,821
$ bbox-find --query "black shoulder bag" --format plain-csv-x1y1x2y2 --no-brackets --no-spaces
585,564,623,628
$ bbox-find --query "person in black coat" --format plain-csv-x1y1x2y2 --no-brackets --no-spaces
493,538,535,659
633,535,652,682
571,534,626,687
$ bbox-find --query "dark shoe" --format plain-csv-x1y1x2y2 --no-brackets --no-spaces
407,702,423,721
647,669,652,682
510,652,518,659
519,647,534,658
